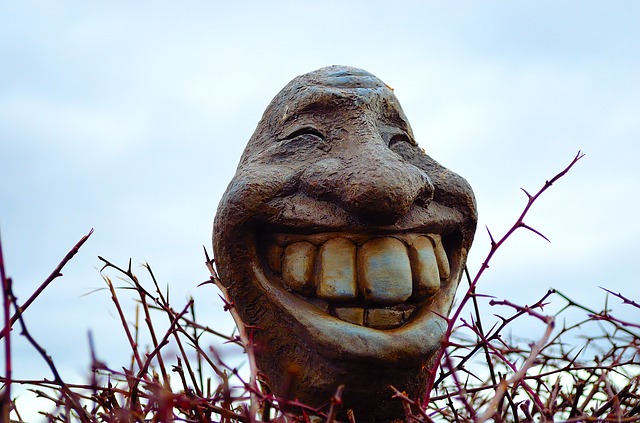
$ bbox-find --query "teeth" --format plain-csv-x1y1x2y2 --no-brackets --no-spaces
332,307,415,329
427,234,450,279
333,307,364,325
282,242,316,294
266,243,283,273
359,238,412,304
408,236,440,299
332,307,416,329
268,233,451,314
366,308,409,329
317,238,357,301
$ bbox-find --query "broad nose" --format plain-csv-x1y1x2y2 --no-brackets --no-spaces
300,141,434,225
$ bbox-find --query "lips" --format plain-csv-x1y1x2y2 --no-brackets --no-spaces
262,231,454,330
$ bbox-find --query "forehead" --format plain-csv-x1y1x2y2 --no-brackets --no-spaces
262,67,406,125
238,67,422,170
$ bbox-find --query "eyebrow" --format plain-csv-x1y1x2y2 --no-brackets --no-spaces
282,88,348,124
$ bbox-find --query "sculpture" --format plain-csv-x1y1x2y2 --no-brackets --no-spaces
213,66,477,421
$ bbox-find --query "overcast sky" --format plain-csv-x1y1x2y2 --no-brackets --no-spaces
1,1,639,418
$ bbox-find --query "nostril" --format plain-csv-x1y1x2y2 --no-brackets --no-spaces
414,172,435,208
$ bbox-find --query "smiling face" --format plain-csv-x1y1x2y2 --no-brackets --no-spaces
213,66,477,420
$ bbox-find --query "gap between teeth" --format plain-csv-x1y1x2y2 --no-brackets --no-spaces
267,233,450,313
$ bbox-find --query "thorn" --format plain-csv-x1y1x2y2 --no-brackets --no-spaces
197,279,216,287
218,294,235,311
97,256,109,272
485,226,496,247
430,310,451,322
520,187,532,199
520,223,551,242
203,245,212,263
471,293,496,299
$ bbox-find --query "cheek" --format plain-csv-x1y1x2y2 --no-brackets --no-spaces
223,164,297,216
263,138,331,164
389,141,425,163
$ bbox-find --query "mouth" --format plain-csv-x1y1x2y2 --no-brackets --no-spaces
260,231,459,330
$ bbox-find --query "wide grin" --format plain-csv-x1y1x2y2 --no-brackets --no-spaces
261,231,456,330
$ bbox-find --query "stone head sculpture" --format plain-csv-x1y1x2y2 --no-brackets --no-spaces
213,66,477,421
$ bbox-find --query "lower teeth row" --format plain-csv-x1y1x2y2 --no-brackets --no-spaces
330,305,417,329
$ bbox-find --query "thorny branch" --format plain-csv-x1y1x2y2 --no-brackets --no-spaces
1,229,94,340
1,151,639,422
424,152,584,407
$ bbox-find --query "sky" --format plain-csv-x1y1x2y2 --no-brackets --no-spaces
1,1,639,419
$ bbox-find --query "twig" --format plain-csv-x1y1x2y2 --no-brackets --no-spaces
600,288,640,310
466,266,498,391
103,276,145,371
144,262,204,397
423,151,583,406
204,246,262,421
475,317,555,422
555,289,640,338
325,385,344,423
129,299,193,407
0,229,12,422
133,265,170,387
435,289,555,386
1,229,94,339
8,281,92,423
390,385,433,422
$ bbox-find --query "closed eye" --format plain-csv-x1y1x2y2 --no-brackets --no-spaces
389,133,414,148
279,126,331,152
283,127,325,140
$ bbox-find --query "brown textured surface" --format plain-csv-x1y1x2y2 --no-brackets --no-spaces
213,66,477,421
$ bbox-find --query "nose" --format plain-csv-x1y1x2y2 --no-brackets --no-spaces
300,140,434,225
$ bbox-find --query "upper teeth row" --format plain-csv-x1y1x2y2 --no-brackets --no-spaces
265,233,450,305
